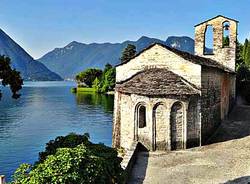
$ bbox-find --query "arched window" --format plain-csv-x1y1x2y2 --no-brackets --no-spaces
204,25,214,55
138,105,146,128
223,21,230,47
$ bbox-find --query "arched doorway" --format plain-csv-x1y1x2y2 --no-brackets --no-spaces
153,103,168,151
170,102,184,150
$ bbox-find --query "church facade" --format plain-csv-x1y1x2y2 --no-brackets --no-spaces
112,15,238,151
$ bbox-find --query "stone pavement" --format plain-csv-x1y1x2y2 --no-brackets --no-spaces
128,103,250,184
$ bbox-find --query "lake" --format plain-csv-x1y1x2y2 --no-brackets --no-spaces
0,81,114,181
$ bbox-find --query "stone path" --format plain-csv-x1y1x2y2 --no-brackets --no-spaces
128,103,250,184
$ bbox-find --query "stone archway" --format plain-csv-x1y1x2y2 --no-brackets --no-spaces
153,103,168,151
134,102,150,149
170,101,184,150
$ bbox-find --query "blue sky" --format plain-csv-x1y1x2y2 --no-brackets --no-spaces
0,0,249,58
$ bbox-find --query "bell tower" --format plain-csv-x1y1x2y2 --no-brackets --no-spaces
194,15,238,71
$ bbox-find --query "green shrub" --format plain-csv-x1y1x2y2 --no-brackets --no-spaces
11,133,124,184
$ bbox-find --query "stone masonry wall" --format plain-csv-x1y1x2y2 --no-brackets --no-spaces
195,16,237,71
170,102,184,150
112,92,202,151
112,91,121,148
154,104,169,150
201,67,235,144
187,96,201,148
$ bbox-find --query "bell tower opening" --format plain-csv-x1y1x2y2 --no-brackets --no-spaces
223,21,230,47
194,15,238,71
204,25,214,55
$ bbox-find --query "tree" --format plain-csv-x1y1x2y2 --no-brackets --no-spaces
236,40,244,67
75,68,102,87
120,44,136,63
103,63,113,74
92,77,101,92
0,55,23,99
245,41,250,66
100,67,116,93
223,36,230,47
12,133,124,184
242,39,249,61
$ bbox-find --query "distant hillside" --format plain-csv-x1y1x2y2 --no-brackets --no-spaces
0,29,63,81
38,36,195,79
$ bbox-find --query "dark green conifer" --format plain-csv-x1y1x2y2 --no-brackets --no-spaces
120,44,136,63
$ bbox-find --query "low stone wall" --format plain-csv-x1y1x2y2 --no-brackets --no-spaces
120,142,140,183
0,176,5,184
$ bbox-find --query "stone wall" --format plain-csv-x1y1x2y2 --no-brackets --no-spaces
112,91,122,148
116,44,202,88
170,102,184,150
154,104,169,150
112,92,202,151
187,96,201,148
0,176,5,184
201,67,235,143
195,16,237,71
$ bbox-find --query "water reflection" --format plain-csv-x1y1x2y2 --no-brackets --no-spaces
76,92,114,113
0,82,114,181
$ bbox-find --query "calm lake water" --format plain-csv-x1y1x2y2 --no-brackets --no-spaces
0,81,114,181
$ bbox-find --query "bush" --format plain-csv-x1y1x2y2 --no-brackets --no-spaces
236,64,250,103
11,133,124,184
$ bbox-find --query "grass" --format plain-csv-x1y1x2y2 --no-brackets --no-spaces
77,87,95,92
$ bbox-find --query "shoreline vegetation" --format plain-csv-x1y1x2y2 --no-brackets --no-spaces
10,133,124,184
72,44,137,96
71,87,114,95
73,63,116,95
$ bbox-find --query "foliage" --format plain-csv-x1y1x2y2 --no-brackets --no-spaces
38,133,90,163
92,77,101,92
120,44,136,63
11,133,124,184
76,87,95,93
236,40,244,67
99,66,116,93
241,39,250,66
236,39,250,103
75,68,103,87
223,36,230,47
236,64,250,103
0,55,23,99
76,63,116,93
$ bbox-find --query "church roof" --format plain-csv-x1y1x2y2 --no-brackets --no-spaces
116,43,235,74
116,68,200,96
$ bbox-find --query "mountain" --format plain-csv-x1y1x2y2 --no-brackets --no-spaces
38,36,195,79
166,36,194,54
0,29,63,81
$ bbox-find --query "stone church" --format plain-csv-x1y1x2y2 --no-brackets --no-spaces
112,15,238,151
